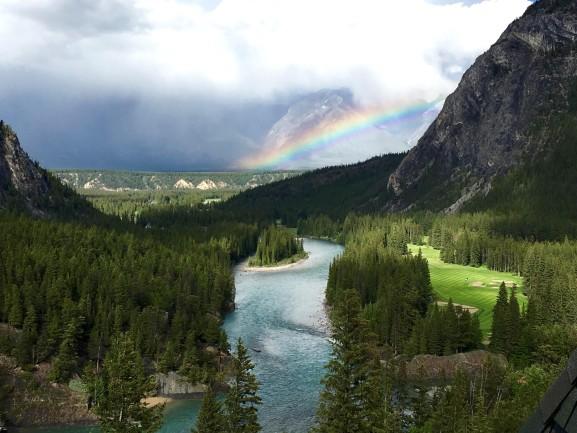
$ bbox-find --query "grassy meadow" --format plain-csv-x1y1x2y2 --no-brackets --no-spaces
409,244,526,335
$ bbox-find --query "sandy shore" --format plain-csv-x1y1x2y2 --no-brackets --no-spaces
241,254,309,273
143,396,174,407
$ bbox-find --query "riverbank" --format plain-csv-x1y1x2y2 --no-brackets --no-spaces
242,252,309,272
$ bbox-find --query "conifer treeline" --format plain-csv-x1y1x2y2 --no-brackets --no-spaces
0,211,257,383
407,300,482,356
249,225,305,266
297,215,341,241
326,217,432,353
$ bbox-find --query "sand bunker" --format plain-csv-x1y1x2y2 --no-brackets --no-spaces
436,301,479,314
490,280,517,288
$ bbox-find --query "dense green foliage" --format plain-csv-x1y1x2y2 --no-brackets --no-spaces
193,339,261,433
409,363,559,433
249,225,305,267
84,190,236,222
224,339,262,433
407,300,482,356
193,386,226,433
311,211,575,433
0,211,258,384
297,215,342,241
224,153,406,223
326,216,432,353
313,289,399,433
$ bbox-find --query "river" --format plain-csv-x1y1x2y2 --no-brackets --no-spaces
20,238,343,433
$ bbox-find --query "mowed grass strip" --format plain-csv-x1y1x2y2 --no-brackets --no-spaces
409,244,526,335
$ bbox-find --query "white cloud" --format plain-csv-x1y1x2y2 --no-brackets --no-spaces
0,0,532,169
0,0,531,103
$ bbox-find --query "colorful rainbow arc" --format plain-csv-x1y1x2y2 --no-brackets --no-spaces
237,97,444,170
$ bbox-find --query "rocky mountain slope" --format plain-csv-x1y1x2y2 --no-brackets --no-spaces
0,121,90,216
230,0,577,227
387,0,577,212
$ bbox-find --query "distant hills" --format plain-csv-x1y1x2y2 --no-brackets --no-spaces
52,170,301,192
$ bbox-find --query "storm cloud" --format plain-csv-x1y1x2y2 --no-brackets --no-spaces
0,0,532,170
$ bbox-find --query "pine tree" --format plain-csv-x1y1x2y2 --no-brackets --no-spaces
16,304,38,366
312,289,373,433
507,286,521,355
225,338,261,433
363,360,400,433
193,386,226,433
90,333,163,433
50,316,82,383
490,282,509,353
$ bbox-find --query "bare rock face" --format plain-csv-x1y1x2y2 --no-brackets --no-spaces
154,371,208,397
387,0,577,212
0,121,90,216
0,121,51,214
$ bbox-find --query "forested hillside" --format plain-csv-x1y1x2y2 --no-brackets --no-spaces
224,153,405,222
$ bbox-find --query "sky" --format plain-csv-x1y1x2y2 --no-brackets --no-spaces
0,0,534,171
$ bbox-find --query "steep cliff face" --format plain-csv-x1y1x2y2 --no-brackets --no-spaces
0,121,51,213
387,0,577,212
0,121,91,216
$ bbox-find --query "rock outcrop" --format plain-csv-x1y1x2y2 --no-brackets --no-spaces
154,371,209,398
403,350,507,382
387,0,577,212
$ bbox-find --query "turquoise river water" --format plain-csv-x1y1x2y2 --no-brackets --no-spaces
19,238,343,433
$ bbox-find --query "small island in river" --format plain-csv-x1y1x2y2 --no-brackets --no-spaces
247,225,308,270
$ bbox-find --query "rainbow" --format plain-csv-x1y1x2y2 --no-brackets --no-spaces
237,97,444,170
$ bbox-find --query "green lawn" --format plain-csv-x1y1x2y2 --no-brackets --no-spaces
409,244,526,335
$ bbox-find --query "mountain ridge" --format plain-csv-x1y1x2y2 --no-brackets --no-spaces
227,0,577,229
387,0,577,212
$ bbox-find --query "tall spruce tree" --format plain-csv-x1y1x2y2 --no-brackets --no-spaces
225,338,261,433
312,289,374,433
490,282,509,353
507,286,521,355
90,333,162,433
193,386,226,433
